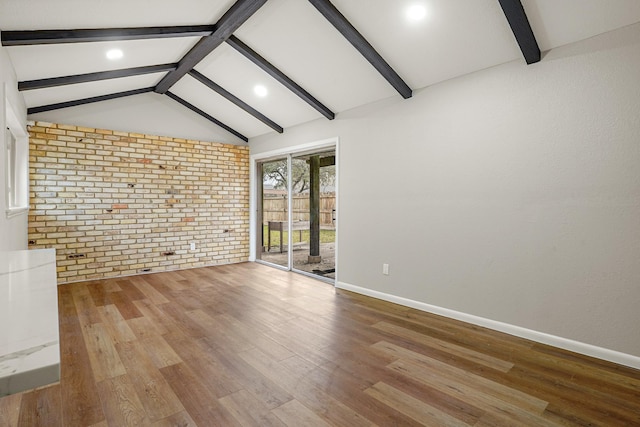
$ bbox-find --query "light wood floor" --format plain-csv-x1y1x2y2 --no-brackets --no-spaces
1,262,639,426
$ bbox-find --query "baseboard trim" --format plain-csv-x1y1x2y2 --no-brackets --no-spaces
336,281,640,370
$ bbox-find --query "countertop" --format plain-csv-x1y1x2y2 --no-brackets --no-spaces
0,248,59,396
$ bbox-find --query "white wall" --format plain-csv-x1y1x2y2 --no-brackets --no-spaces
29,92,247,146
251,23,640,359
0,46,28,251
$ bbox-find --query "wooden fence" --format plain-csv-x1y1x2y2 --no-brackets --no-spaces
263,193,335,227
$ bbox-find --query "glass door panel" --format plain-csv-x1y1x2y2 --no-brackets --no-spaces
291,151,336,280
257,158,289,268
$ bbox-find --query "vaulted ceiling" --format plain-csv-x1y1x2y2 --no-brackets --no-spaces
2,0,640,143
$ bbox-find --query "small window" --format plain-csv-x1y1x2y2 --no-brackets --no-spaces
4,99,29,218
6,128,17,208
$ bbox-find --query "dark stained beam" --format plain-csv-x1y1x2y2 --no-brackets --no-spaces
307,0,412,99
319,155,335,167
188,69,283,133
27,87,154,114
306,155,335,167
166,91,248,142
155,0,267,94
1,26,216,46
19,63,177,91
497,0,541,64
308,155,321,263
226,35,335,120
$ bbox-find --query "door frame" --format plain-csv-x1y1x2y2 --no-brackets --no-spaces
249,137,339,283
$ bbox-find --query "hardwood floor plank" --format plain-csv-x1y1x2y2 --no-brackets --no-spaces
219,389,287,427
157,304,210,339
160,362,241,426
81,322,127,382
171,288,212,311
209,313,295,361
373,321,515,372
115,340,184,422
97,305,138,345
364,382,470,426
371,340,549,413
271,399,331,427
0,392,22,427
127,315,169,340
306,364,428,427
139,333,183,369
388,359,557,426
288,377,376,427
134,273,179,301
277,357,380,427
86,281,113,307
163,332,243,398
58,285,106,426
97,374,150,426
339,289,535,350
514,344,640,398
96,303,128,324
108,291,143,320
71,285,103,326
184,309,253,351
131,299,179,336
115,279,147,302
365,361,484,425
241,347,408,427
149,410,198,427
238,349,318,392
533,342,640,381
101,279,123,293
503,364,640,425
161,273,191,291
128,276,170,305
195,340,293,410
17,384,62,427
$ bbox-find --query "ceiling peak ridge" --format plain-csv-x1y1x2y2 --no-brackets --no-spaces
154,0,268,94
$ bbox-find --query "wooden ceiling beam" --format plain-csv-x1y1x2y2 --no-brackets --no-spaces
1,26,216,46
166,91,248,142
188,69,283,133
226,35,335,120
155,0,267,94
19,63,177,91
27,87,154,114
497,0,541,64
307,0,412,99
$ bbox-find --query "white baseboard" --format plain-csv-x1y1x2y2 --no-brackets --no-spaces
336,281,640,370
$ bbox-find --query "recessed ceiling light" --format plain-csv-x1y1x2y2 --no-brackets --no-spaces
106,49,123,60
254,85,268,97
406,4,427,22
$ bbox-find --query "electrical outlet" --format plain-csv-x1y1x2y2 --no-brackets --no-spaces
383,263,389,275
190,242,196,251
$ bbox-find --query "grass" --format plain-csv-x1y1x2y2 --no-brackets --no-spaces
263,225,335,246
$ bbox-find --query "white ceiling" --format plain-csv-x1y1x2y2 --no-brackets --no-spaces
1,0,640,143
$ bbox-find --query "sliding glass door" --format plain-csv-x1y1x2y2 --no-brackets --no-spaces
256,148,336,282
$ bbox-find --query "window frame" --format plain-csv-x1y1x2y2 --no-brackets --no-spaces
4,96,29,218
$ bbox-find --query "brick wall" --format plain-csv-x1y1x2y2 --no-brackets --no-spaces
28,121,249,283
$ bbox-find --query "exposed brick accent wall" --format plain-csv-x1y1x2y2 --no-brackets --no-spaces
28,121,249,283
